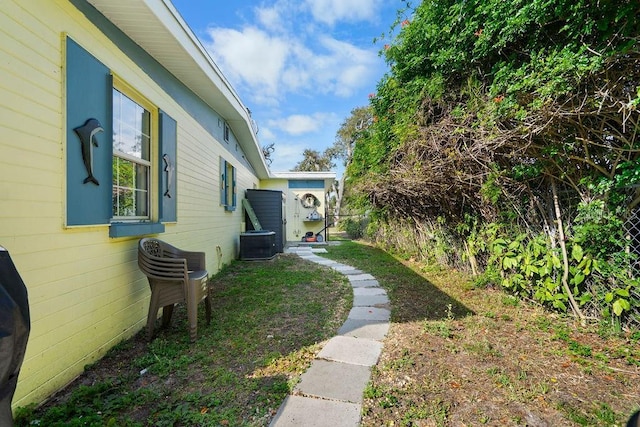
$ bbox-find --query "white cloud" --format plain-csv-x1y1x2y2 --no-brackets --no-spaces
258,126,276,141
205,26,291,98
255,7,281,31
205,26,380,104
310,36,379,97
268,112,337,136
304,0,383,26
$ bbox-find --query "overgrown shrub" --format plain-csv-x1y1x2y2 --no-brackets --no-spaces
359,212,640,329
344,0,640,329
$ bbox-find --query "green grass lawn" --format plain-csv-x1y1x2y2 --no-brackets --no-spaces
14,240,640,426
15,253,352,427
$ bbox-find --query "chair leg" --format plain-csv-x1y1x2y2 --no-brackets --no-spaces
187,285,196,343
187,304,197,343
147,287,161,341
161,304,174,329
146,309,156,341
187,277,207,343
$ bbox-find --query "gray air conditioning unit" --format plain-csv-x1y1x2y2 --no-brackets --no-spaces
239,230,276,260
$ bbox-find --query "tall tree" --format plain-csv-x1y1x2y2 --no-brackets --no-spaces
291,149,334,172
327,106,373,224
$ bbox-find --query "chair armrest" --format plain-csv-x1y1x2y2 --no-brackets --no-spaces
180,250,206,272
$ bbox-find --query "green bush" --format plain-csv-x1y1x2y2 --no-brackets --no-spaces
340,217,365,239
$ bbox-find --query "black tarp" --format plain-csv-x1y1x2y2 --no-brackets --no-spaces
0,247,30,426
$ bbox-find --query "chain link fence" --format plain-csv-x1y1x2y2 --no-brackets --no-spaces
623,209,640,330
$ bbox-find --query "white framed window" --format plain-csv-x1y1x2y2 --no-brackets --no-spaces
112,81,156,220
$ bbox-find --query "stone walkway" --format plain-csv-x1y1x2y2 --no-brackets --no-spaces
270,246,390,427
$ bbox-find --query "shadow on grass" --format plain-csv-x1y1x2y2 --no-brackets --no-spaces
324,240,474,322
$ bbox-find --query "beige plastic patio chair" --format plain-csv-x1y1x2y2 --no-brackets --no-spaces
138,238,211,342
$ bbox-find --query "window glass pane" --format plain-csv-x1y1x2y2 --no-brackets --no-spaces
112,88,152,219
113,90,150,161
112,90,121,128
112,157,133,188
135,187,148,217
135,162,149,198
140,133,150,161
112,190,149,217
113,187,133,217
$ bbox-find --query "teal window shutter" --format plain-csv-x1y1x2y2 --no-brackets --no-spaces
220,157,226,206
66,37,112,226
231,165,237,209
219,158,236,211
159,111,177,222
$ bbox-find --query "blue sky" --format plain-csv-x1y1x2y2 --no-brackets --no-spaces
170,0,404,174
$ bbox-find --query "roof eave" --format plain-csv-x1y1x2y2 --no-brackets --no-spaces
86,0,270,179
269,171,337,189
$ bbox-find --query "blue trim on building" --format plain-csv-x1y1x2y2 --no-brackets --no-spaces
288,180,325,189
109,222,165,238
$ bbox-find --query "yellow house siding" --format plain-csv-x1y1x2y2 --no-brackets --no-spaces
1,0,263,408
171,120,255,262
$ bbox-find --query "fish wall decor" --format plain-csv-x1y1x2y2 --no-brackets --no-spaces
74,118,103,186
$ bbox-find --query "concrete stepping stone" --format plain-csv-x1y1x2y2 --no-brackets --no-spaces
338,319,389,340
270,395,360,427
318,335,383,366
309,258,338,266
342,270,365,276
347,273,376,282
353,293,390,307
348,306,390,321
353,287,386,296
331,265,363,274
349,279,379,288
295,359,371,403
285,247,312,253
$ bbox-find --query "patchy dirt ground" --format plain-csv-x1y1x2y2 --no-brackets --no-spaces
359,260,640,427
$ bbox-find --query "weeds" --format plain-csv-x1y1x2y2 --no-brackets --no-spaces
423,303,455,338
